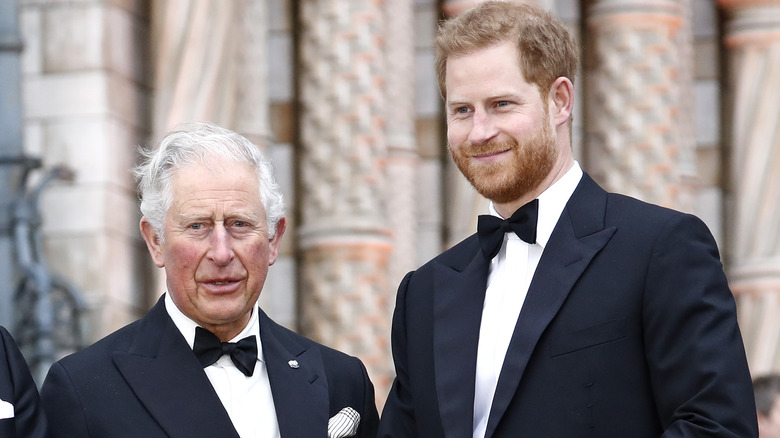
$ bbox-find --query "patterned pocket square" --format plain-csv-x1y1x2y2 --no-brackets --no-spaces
328,407,360,438
0,399,13,419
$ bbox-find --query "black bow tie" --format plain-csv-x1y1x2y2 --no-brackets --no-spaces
193,327,258,377
477,199,539,260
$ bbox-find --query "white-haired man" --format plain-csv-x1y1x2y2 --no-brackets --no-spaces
41,122,379,438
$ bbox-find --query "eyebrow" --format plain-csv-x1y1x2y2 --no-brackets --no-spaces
445,99,470,110
177,212,261,223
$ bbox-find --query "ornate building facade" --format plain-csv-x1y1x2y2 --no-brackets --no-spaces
9,0,780,402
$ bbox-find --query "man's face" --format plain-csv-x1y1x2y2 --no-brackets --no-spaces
141,161,285,340
445,41,559,204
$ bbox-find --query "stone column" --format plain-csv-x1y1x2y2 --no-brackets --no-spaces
151,0,270,141
719,0,780,374
297,0,393,400
585,0,696,211
384,0,419,297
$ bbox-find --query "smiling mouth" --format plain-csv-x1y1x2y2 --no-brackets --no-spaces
473,149,510,159
211,280,234,285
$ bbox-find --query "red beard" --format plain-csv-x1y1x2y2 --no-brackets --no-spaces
449,121,558,204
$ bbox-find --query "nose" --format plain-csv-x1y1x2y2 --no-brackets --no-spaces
468,109,498,145
208,225,234,265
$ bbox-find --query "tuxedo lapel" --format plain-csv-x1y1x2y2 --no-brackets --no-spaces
433,239,490,437
113,297,239,438
484,174,616,438
260,310,329,437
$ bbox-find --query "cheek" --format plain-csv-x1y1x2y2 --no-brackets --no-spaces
238,241,272,266
166,243,204,271
447,119,471,142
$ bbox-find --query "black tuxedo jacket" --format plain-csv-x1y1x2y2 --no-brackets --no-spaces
379,174,757,437
40,296,379,437
0,326,47,438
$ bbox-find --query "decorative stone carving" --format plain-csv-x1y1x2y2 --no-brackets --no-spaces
586,0,696,211
720,0,780,374
297,0,394,399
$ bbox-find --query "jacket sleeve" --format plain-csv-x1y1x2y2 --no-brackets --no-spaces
378,272,420,437
40,361,91,437
642,213,757,437
0,326,48,438
356,356,379,438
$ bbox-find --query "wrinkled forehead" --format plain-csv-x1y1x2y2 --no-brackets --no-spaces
169,160,259,201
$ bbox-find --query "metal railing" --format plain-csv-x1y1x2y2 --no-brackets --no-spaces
0,155,87,385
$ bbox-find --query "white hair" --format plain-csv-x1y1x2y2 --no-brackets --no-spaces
133,121,285,241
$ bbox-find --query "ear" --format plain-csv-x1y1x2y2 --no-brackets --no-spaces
548,76,574,128
267,217,287,266
140,217,165,268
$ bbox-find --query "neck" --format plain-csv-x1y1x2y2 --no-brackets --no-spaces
202,311,253,342
493,157,574,218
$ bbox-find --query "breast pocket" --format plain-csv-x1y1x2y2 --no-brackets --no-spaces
550,317,627,357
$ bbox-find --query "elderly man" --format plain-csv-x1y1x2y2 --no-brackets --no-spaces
41,122,379,438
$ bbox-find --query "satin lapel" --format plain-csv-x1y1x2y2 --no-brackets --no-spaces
484,174,616,438
113,297,239,438
434,246,491,437
260,310,329,437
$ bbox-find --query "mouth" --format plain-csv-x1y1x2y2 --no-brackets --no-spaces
471,148,512,163
473,148,510,158
200,277,244,293
210,280,235,285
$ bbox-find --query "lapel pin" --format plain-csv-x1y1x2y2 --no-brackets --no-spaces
288,359,300,369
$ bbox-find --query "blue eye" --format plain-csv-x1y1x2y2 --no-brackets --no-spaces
190,223,202,230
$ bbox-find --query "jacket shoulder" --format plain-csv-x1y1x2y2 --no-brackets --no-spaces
52,319,141,372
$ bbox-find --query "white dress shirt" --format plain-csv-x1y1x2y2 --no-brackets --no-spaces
472,162,583,438
165,294,281,438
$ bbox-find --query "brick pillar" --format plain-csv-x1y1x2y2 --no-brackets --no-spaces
719,0,780,374
297,0,393,402
585,0,696,210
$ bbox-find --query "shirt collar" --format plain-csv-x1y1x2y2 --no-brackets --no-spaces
164,292,264,362
488,161,583,249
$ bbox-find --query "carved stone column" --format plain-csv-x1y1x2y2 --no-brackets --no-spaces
385,0,418,304
719,0,780,374
152,0,269,143
297,0,393,399
586,0,696,211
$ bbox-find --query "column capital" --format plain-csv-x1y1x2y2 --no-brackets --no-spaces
588,0,683,29
721,1,780,46
719,0,780,12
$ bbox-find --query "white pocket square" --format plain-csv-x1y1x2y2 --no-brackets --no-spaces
0,399,14,419
328,406,360,438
